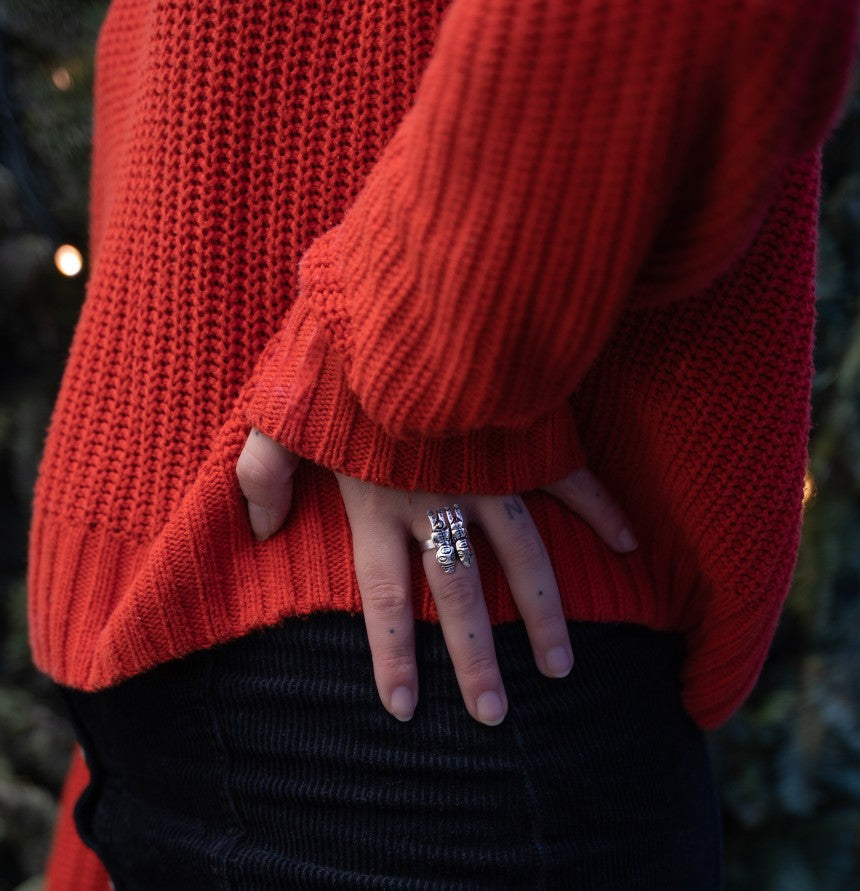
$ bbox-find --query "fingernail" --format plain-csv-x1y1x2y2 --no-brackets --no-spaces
390,686,415,722
476,691,506,726
546,646,572,678
618,528,638,551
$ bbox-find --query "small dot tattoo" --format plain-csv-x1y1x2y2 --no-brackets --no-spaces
468,632,475,639
538,590,544,597
388,628,395,634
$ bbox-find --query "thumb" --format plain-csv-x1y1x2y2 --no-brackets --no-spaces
236,428,301,540
540,467,638,553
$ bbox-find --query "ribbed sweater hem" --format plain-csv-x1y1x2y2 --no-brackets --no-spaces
28,485,787,731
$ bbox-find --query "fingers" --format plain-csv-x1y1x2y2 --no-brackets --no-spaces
475,495,573,680
332,471,634,729
336,474,419,723
416,513,508,727
542,467,638,552
236,428,301,540
349,516,419,723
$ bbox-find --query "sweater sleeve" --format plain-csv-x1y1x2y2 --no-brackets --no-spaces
245,0,858,493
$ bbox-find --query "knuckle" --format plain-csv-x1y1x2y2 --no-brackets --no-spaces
375,649,415,681
362,579,409,615
590,500,625,533
570,467,596,494
603,501,627,525
434,579,479,614
235,449,276,495
506,533,547,570
527,606,566,639
459,650,498,679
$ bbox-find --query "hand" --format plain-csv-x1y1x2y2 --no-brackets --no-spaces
236,429,637,725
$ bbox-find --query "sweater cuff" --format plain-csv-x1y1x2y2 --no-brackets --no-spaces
244,291,586,495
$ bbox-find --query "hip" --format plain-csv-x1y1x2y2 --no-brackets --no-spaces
61,613,723,890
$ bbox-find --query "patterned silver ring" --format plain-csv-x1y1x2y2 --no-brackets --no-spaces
422,505,474,572
446,504,474,568
427,507,458,573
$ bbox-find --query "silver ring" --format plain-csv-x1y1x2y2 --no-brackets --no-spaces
422,505,474,572
426,507,458,573
445,504,474,568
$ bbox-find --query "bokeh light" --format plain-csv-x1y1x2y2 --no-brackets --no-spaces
51,66,73,91
54,244,83,277
802,468,816,509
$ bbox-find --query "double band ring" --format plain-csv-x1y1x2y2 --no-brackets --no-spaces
421,504,474,573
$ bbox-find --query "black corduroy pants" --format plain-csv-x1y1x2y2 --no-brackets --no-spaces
61,614,724,889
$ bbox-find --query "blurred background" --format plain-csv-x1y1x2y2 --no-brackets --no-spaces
0,2,858,889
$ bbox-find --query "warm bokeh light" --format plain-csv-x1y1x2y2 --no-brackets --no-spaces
51,66,73,90
54,244,83,277
802,468,816,509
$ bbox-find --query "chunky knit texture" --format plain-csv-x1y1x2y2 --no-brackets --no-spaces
32,0,859,886
29,0,857,734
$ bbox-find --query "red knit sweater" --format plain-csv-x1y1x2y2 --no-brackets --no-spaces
31,0,858,882
30,0,857,888
29,0,859,721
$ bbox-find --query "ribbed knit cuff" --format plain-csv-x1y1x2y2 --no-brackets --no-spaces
244,290,586,495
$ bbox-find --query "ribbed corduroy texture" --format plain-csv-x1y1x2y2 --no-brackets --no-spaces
28,1,858,724
61,615,722,889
